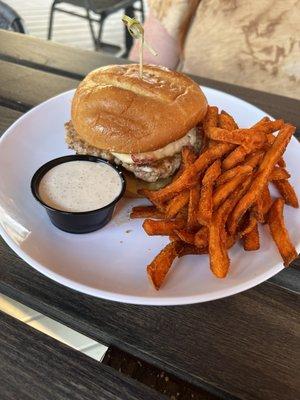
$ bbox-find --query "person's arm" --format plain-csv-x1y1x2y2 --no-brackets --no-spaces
129,0,200,69
129,11,180,69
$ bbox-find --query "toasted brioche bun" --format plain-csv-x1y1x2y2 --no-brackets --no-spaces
71,64,207,154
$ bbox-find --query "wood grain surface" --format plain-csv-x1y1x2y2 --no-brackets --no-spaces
0,310,166,400
0,239,299,400
0,106,23,133
0,29,122,79
0,31,300,400
0,60,77,111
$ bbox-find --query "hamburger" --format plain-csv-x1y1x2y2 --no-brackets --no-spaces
65,64,208,196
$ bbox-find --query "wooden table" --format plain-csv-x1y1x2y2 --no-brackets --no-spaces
0,30,299,400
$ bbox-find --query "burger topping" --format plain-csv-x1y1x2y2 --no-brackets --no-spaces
122,155,181,182
111,128,197,165
65,122,201,182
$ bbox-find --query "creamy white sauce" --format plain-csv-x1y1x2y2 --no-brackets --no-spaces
38,161,122,212
111,128,197,164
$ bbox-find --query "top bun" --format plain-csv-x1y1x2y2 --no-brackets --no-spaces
71,64,207,153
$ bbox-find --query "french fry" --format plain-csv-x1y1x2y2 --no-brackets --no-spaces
266,143,286,169
251,116,270,128
138,189,165,212
152,142,235,202
203,106,218,131
147,241,184,290
203,106,219,148
132,110,297,288
269,167,290,181
213,173,251,210
177,244,208,257
217,118,283,152
142,219,185,236
222,129,265,170
228,124,295,235
243,223,260,251
218,110,238,130
207,127,267,149
198,160,221,225
257,119,284,134
261,185,273,220
226,234,238,249
194,226,209,248
221,118,268,170
165,190,190,218
222,146,251,170
216,165,252,186
223,146,264,172
173,143,196,181
242,118,284,162
177,207,188,220
172,164,184,182
209,178,252,278
200,131,210,152
174,229,195,245
243,150,265,169
239,211,257,237
169,233,180,242
268,198,297,266
209,208,230,278
277,157,286,168
130,205,164,219
265,126,286,168
182,146,197,167
252,198,264,224
187,185,201,230
273,179,299,208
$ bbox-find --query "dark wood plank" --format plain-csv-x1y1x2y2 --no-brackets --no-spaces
269,261,300,292
0,106,23,134
0,29,122,80
0,238,299,400
103,346,219,400
0,60,78,111
0,311,166,400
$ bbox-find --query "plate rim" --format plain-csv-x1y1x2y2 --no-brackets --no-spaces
1,86,298,305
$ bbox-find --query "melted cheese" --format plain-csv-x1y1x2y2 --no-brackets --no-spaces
112,128,197,165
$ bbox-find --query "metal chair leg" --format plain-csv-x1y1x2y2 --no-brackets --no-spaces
140,0,145,23
97,12,107,48
47,0,58,40
86,8,98,50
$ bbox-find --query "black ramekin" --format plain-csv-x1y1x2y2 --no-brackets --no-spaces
31,155,126,234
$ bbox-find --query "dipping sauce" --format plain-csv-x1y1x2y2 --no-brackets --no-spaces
38,160,122,212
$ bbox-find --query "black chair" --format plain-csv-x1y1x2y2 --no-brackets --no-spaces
0,0,27,33
47,0,144,56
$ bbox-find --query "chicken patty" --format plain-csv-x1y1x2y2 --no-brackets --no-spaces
65,121,200,182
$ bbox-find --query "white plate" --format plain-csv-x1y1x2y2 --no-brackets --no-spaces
0,88,299,305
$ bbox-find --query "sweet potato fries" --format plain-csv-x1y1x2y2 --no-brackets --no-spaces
130,107,298,289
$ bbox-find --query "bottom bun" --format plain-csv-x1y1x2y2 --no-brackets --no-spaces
122,170,172,198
